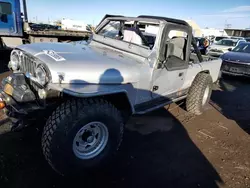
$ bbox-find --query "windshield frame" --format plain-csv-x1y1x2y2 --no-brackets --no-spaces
91,17,164,58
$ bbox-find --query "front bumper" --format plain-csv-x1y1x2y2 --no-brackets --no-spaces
221,70,250,77
221,61,250,77
0,73,43,131
0,89,41,132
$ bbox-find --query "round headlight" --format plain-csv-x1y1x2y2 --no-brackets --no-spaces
35,66,47,85
9,50,20,71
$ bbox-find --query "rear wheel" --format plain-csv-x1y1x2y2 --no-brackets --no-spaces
41,98,124,175
186,73,213,115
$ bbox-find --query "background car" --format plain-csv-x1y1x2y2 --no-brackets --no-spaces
229,36,245,40
213,36,229,44
244,37,250,42
220,42,250,77
207,39,245,57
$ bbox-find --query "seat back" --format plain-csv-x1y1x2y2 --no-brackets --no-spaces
169,37,186,60
123,27,143,45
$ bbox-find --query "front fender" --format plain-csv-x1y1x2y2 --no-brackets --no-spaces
48,83,136,112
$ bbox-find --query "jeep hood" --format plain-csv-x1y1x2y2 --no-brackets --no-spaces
221,51,250,64
17,42,143,84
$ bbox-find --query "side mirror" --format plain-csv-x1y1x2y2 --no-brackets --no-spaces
228,48,232,51
0,14,7,23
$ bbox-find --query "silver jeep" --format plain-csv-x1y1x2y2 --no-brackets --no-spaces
1,15,221,175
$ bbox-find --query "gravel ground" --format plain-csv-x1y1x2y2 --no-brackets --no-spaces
0,72,250,188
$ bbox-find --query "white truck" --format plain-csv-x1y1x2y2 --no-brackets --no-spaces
0,0,90,43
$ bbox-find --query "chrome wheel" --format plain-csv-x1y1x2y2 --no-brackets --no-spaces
73,121,109,160
202,86,210,106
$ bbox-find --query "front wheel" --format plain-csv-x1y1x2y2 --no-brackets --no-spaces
186,73,213,115
41,98,124,175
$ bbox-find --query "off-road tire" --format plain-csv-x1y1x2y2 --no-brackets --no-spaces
41,98,124,175
186,73,213,115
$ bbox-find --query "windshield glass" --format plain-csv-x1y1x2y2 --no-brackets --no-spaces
232,43,250,53
216,39,236,46
215,37,227,41
98,21,121,38
230,37,243,40
245,38,250,42
97,19,159,49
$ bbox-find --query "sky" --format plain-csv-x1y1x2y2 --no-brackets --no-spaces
25,0,250,29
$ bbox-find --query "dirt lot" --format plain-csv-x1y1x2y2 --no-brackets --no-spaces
0,71,250,188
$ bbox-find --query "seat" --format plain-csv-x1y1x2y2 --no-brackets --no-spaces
169,37,186,60
123,27,143,46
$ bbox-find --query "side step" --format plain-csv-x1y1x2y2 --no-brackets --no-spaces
134,95,186,115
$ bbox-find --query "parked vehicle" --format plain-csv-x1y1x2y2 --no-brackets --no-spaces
244,37,250,42
220,42,250,77
1,15,222,175
0,0,90,44
213,36,229,44
229,36,245,40
61,19,88,32
29,23,60,31
207,39,246,57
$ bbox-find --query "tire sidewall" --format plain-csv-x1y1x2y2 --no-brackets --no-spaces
198,75,213,112
49,105,123,174
186,73,213,115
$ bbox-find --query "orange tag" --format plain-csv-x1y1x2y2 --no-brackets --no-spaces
4,84,14,96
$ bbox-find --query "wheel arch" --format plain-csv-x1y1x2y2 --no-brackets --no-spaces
200,67,221,83
62,90,135,116
48,83,136,115
200,70,210,74
192,70,212,83
102,92,134,116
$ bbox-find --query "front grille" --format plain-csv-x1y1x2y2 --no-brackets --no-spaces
19,52,40,92
222,61,250,74
20,53,36,76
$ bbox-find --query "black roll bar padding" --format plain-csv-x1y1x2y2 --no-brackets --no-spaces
191,35,203,62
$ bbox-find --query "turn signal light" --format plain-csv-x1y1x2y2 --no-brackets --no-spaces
0,101,5,109
4,84,14,96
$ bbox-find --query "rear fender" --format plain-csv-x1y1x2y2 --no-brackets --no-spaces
200,58,222,82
